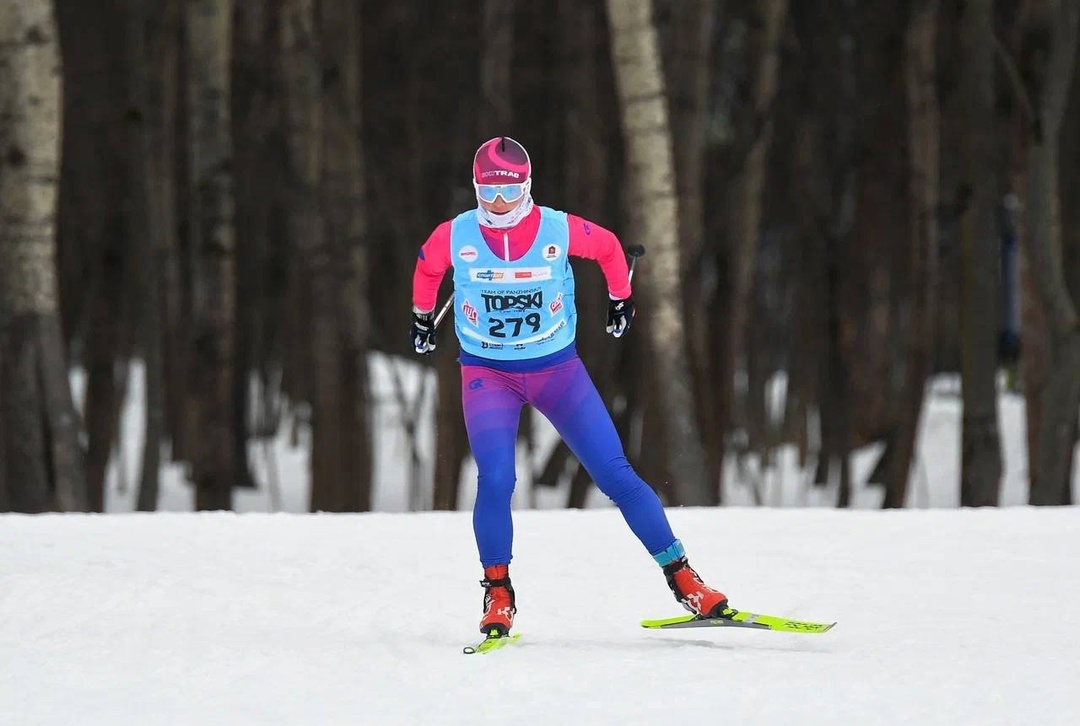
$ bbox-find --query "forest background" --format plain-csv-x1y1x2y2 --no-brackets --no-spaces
0,0,1077,515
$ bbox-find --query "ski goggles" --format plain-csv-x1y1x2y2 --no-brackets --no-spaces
474,180,529,204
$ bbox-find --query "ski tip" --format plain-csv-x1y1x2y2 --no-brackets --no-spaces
640,615,696,629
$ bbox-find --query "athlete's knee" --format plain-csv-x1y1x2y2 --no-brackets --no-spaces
475,455,517,505
594,457,653,506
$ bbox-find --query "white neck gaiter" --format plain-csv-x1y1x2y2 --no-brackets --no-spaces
475,190,535,229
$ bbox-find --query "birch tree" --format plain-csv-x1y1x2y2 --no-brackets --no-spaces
0,0,87,512
605,0,712,505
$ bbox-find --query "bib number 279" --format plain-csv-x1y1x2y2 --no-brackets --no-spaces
488,313,541,338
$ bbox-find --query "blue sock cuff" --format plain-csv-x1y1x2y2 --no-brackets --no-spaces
651,539,685,567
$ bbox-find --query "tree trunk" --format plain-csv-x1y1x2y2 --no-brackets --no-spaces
55,0,128,513
1064,8,1080,323
723,0,788,447
0,0,88,512
1062,6,1080,501
789,0,834,487
0,317,49,512
957,0,1003,506
279,0,328,510
433,114,473,521
164,5,194,465
318,0,372,511
187,0,237,511
233,0,292,500
428,7,477,511
130,0,179,512
224,3,269,494
848,2,912,454
883,0,940,508
559,0,619,507
664,0,723,484
1023,0,1080,505
605,0,713,505
432,352,468,511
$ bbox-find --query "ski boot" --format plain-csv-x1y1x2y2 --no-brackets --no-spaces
479,564,516,636
663,557,730,618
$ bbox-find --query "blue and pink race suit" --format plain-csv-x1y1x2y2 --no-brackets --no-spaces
413,204,685,568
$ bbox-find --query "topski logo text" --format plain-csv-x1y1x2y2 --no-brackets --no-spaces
481,291,543,313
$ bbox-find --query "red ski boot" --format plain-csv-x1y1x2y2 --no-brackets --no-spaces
663,557,729,618
479,564,516,635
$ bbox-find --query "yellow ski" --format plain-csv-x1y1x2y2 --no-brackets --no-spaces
642,608,835,634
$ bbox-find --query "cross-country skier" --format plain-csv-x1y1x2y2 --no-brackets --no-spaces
410,136,728,638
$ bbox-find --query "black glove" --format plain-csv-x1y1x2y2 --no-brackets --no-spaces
606,296,634,338
411,307,436,355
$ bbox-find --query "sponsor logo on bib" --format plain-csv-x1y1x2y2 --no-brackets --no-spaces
549,292,564,316
461,298,478,326
470,267,550,283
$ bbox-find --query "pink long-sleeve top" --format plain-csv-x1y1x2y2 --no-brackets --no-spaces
411,205,632,313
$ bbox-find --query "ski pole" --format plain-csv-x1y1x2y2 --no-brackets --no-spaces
626,244,646,282
433,294,454,329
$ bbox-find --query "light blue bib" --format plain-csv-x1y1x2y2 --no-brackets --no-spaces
450,207,576,360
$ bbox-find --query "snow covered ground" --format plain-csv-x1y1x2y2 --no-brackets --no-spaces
2,358,1077,724
2,507,1078,725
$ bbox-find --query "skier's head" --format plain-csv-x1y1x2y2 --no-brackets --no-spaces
473,136,531,213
